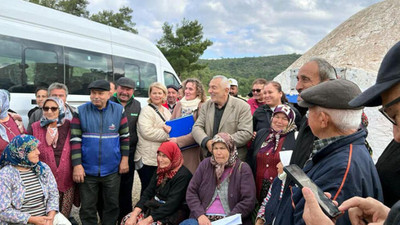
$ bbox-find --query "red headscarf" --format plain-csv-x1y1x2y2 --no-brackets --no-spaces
156,141,184,186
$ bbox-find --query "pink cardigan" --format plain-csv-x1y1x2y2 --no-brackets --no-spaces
31,120,74,192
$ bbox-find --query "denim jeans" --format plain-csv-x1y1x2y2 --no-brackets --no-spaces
179,218,199,225
79,172,121,225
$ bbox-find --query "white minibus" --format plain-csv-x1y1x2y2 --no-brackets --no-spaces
0,0,180,125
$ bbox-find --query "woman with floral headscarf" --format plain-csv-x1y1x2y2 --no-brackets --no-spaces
0,135,71,225
0,90,25,156
122,141,192,225
28,97,75,217
248,104,297,203
182,133,256,225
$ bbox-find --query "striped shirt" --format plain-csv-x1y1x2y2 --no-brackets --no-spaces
19,170,47,217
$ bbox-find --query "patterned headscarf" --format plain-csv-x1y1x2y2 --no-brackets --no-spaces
262,105,297,153
210,133,238,183
0,90,10,142
39,97,66,127
0,134,44,175
156,141,184,186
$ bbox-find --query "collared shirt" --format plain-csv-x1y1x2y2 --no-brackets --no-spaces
213,96,229,137
311,135,345,157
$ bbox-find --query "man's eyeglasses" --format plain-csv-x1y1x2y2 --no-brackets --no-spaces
379,96,400,125
252,89,262,93
43,107,59,112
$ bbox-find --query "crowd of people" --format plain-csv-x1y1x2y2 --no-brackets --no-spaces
1,41,400,225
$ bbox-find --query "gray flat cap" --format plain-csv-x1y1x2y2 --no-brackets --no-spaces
298,79,363,109
117,77,135,89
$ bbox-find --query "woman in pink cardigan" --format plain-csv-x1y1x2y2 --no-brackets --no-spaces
169,78,207,174
29,97,75,217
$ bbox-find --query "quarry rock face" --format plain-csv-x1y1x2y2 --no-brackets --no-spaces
274,0,400,162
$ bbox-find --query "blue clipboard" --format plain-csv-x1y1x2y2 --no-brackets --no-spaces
166,115,195,138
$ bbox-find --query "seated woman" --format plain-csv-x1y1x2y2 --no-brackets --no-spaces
182,133,256,225
0,134,70,225
28,97,75,217
121,141,192,225
248,104,297,203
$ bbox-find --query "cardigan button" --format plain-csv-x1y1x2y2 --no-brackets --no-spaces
266,164,269,168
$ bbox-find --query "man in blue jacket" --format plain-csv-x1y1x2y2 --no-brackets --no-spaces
261,79,382,225
71,79,130,225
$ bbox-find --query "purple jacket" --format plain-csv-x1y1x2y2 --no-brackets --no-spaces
186,158,256,225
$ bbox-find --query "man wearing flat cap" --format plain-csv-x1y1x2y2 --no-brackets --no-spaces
258,79,382,225
70,79,130,225
163,84,180,113
110,77,141,222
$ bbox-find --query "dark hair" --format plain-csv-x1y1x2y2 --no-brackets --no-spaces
252,78,268,86
265,81,288,103
35,87,48,96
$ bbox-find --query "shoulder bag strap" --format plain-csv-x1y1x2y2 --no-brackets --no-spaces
148,104,166,122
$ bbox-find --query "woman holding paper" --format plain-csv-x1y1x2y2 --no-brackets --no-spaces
136,82,171,193
247,104,297,203
182,133,256,225
169,78,207,174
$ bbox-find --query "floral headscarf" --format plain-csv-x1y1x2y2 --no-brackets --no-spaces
262,105,297,153
0,134,44,175
0,90,10,142
39,97,66,127
210,133,238,183
156,141,184,186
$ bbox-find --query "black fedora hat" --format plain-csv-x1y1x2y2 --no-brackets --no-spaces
349,41,400,107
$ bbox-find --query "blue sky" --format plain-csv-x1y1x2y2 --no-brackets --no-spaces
87,0,382,59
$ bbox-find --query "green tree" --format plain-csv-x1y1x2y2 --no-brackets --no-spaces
27,0,137,34
57,0,89,17
90,7,137,34
157,19,213,77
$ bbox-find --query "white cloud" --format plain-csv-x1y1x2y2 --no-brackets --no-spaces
86,0,383,58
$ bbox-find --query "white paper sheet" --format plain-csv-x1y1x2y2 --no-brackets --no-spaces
279,150,293,166
211,214,242,225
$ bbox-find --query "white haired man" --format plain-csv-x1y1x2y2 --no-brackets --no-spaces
257,79,382,225
192,75,253,161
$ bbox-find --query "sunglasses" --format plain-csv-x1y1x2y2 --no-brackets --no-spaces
43,106,59,112
378,96,400,125
252,89,262,93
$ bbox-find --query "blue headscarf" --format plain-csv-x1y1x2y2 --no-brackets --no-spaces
0,134,44,175
39,97,66,127
0,90,10,142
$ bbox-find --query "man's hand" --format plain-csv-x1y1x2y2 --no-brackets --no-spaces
255,218,264,225
206,140,213,153
302,187,335,225
198,215,211,225
73,165,85,183
119,156,129,174
339,197,389,225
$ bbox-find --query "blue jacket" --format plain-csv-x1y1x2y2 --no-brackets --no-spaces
265,129,383,225
73,101,129,177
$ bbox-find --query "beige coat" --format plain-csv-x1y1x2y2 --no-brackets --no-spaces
192,96,253,160
170,101,203,174
135,105,171,166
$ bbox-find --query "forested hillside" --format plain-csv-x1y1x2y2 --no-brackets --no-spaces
189,53,301,96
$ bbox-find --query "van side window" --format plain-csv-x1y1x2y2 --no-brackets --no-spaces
113,56,157,97
65,49,112,94
25,48,59,91
0,38,22,91
164,71,180,87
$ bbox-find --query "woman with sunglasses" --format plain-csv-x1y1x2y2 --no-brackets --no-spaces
29,97,76,218
247,78,268,115
0,90,25,156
